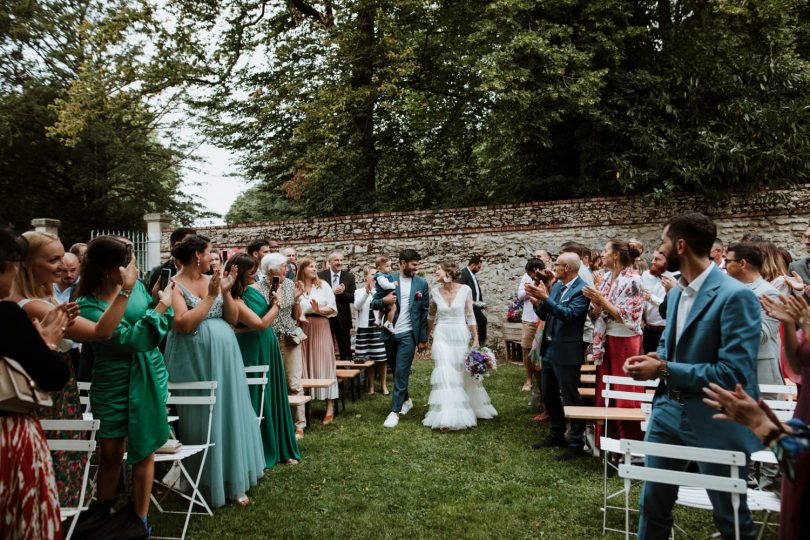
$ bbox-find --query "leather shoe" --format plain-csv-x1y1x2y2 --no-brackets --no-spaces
532,437,566,450
556,448,585,461
531,412,549,422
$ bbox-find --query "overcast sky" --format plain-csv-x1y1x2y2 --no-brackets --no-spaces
182,141,245,225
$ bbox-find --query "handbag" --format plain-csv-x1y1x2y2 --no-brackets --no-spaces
0,356,53,413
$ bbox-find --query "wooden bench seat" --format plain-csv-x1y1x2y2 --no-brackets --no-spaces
336,360,374,369
301,378,337,389
580,374,596,384
564,406,646,422
580,364,596,372
578,387,595,397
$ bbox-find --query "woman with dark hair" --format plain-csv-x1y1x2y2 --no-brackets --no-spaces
9,231,135,508
0,229,71,539
296,257,338,424
76,236,175,532
423,260,497,431
164,235,264,508
583,239,645,445
354,266,389,395
226,253,301,468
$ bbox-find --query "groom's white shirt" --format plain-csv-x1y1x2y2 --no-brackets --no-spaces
393,275,412,335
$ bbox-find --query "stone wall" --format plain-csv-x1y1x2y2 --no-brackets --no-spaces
174,188,810,345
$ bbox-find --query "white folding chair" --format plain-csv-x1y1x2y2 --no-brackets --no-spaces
151,381,217,540
618,439,748,540
41,418,100,540
600,375,658,535
244,365,270,425
77,381,92,420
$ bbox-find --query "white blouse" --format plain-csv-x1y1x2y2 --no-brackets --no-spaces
353,286,374,329
299,282,337,317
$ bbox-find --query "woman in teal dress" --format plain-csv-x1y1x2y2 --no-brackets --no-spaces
226,253,301,468
164,235,264,508
76,236,174,531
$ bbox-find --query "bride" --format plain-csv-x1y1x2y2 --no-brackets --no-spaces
423,260,497,431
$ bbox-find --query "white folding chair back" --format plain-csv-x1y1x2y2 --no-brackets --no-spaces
152,381,217,540
758,383,798,400
41,418,100,540
77,381,92,417
618,439,748,540
244,365,270,424
600,375,658,535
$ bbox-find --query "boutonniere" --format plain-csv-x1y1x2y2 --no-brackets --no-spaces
415,291,423,301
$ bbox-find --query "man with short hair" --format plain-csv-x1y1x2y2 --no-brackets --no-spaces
524,252,590,460
460,255,488,345
248,239,271,281
318,251,356,360
788,223,810,293
640,249,669,354
710,238,725,267
268,239,280,253
724,243,783,388
374,249,429,428
533,249,552,268
283,247,298,280
147,226,196,294
625,213,762,540
69,242,87,266
517,258,546,393
54,253,80,304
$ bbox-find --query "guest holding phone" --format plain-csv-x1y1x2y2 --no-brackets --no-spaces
227,253,301,468
76,236,175,533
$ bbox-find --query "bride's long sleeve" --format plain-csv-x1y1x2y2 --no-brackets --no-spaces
464,287,477,326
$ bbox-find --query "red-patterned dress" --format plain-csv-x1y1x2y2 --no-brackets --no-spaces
0,413,62,540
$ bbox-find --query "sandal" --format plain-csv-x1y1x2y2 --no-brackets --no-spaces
236,495,250,507
323,414,334,425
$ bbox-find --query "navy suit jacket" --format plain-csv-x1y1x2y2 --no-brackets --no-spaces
370,273,429,343
655,265,762,453
534,277,589,366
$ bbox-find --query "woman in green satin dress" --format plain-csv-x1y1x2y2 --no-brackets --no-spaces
226,253,301,467
76,236,174,530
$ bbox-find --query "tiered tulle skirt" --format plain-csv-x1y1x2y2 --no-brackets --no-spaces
423,323,497,431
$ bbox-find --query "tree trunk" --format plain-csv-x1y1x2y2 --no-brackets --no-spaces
350,1,377,196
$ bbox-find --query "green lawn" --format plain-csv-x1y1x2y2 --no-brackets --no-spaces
152,359,761,539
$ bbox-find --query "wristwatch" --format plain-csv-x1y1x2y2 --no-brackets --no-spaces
118,288,133,299
656,359,670,379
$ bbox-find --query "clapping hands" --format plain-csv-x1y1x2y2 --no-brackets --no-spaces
220,266,238,293
34,304,70,349
524,281,549,304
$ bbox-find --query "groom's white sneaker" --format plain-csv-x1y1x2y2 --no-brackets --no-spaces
400,399,413,415
383,412,399,428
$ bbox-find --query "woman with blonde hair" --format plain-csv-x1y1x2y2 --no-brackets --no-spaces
296,257,339,424
9,231,135,508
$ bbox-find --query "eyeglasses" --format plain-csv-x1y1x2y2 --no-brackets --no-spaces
723,258,741,264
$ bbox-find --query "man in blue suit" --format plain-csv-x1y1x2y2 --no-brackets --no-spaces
525,252,591,460
373,249,430,429
625,213,762,540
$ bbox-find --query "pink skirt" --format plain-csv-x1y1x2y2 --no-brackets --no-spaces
301,317,339,400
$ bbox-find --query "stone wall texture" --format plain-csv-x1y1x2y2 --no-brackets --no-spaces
173,187,810,345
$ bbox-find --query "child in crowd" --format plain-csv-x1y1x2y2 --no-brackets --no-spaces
373,256,398,332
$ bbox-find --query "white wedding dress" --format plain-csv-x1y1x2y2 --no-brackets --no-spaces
423,284,497,431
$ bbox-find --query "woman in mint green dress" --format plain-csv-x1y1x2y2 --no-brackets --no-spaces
76,236,174,532
226,253,301,468
164,235,264,508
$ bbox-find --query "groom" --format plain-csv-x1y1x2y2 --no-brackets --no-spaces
373,249,430,428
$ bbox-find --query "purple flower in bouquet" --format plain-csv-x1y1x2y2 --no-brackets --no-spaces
465,346,497,382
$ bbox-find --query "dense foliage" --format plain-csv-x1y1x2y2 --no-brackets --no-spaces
3,1,809,231
164,0,810,222
0,0,204,244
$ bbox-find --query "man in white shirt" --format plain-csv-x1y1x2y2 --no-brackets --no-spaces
625,213,762,540
640,248,669,354
460,256,487,345
318,251,356,361
373,249,430,428
53,252,79,304
517,258,546,392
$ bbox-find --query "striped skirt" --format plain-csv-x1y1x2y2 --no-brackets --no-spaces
355,326,387,362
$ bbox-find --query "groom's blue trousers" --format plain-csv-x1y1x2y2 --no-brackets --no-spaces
388,332,416,413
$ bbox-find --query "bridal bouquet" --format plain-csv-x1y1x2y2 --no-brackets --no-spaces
506,296,523,322
465,346,497,382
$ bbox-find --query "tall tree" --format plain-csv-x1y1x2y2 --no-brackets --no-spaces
0,0,205,244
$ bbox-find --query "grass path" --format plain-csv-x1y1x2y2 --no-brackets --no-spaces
156,359,724,539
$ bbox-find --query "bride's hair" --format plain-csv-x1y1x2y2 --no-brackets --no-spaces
439,260,461,283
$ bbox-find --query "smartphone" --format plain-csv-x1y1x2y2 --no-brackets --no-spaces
271,276,280,293
159,268,172,290
222,250,229,262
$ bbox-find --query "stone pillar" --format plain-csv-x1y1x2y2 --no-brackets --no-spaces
143,213,173,270
31,218,61,236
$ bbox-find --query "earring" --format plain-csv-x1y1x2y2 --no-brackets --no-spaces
196,258,200,267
